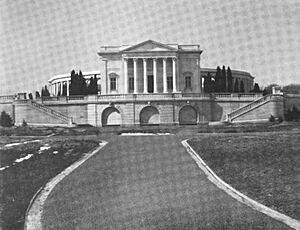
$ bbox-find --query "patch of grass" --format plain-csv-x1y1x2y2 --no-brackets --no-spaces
0,126,54,136
0,136,100,230
188,132,299,220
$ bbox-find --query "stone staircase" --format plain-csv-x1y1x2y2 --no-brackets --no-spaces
26,100,73,126
226,95,272,122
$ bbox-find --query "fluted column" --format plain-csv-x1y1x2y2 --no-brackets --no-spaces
133,58,138,94
172,57,177,92
124,58,128,93
55,83,58,96
163,58,167,93
143,58,147,93
60,82,63,95
153,58,157,93
67,80,70,96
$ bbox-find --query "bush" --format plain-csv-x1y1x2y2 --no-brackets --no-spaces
292,105,299,121
278,116,283,123
0,111,13,127
22,119,27,127
269,115,275,122
284,105,300,122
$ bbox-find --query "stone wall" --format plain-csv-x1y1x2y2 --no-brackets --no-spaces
14,103,69,126
233,96,284,122
47,104,87,124
1,94,289,127
178,53,201,93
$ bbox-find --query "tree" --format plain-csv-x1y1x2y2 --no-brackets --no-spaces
0,111,13,127
227,67,233,92
221,65,227,92
234,79,239,93
44,86,50,96
41,87,45,97
69,70,89,95
240,80,245,93
92,75,99,94
263,84,279,95
285,105,300,121
87,76,98,95
41,85,50,97
283,84,300,94
214,66,222,92
78,71,88,95
251,83,261,93
35,91,41,98
69,70,76,95
292,105,299,121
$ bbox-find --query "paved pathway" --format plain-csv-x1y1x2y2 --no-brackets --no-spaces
41,135,292,229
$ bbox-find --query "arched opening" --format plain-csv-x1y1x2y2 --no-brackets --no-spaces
101,107,121,126
140,106,160,125
179,105,197,125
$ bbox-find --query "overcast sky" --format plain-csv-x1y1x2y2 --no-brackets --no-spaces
0,0,299,95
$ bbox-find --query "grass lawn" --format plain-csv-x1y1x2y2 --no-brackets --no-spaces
188,131,300,220
0,135,100,230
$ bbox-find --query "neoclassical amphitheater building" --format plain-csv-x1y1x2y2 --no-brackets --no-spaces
1,40,286,126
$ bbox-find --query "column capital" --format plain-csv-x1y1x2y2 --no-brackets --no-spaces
162,57,168,61
172,57,177,61
142,58,148,62
123,57,128,62
133,58,138,62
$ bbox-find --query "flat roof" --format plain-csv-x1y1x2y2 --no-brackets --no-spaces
48,71,101,82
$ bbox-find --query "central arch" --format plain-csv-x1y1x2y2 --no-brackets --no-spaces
179,105,197,125
101,107,121,126
140,106,160,125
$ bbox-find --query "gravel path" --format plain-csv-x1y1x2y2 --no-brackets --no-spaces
41,135,292,229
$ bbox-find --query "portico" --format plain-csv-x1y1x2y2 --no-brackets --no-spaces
98,40,203,95
123,56,177,94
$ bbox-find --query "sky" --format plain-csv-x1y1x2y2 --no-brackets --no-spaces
0,0,299,95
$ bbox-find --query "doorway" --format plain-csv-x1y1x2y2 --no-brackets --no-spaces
147,75,154,93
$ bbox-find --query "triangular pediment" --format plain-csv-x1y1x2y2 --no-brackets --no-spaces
121,40,177,52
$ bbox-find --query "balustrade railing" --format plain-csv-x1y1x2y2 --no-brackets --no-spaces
0,95,15,102
12,92,264,104
214,93,262,98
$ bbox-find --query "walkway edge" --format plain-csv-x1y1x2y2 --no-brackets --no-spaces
182,140,300,230
24,141,108,230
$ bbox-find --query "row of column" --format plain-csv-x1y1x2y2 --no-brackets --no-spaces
51,81,70,96
123,57,177,94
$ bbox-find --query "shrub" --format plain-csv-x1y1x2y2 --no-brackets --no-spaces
28,93,33,100
0,111,13,127
292,105,299,121
284,109,293,121
269,115,275,122
22,119,27,127
35,91,41,98
277,116,283,123
284,105,300,122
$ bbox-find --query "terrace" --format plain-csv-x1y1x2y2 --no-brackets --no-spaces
27,93,263,105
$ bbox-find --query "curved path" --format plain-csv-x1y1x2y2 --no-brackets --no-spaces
41,135,292,229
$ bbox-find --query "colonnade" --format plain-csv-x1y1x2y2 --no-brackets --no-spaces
50,81,70,96
123,57,177,93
